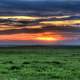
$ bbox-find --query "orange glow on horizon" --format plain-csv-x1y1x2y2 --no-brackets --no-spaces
36,37,60,41
34,32,64,41
0,16,78,43
0,32,64,41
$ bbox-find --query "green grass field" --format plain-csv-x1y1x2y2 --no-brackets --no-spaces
0,47,80,80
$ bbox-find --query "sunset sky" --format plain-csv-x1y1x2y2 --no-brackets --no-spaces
0,0,80,45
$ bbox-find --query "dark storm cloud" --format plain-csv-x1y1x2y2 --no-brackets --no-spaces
0,0,80,15
0,25,79,35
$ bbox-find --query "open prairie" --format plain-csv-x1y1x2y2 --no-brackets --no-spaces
0,47,80,80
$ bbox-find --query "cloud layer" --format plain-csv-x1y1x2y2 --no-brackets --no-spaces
0,0,80,15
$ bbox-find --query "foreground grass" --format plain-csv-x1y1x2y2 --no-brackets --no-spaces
0,47,80,80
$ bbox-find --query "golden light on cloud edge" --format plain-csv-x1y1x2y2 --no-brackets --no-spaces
0,16,41,20
40,20,80,26
0,16,80,29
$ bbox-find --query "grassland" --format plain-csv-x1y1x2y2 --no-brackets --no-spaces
0,47,80,80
